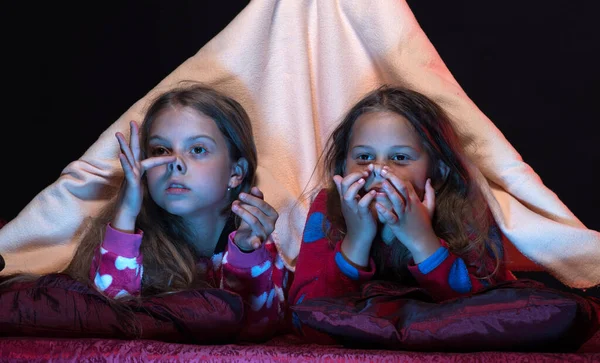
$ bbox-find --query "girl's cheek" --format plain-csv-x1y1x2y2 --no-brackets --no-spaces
145,170,163,185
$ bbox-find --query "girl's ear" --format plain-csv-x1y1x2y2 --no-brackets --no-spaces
433,160,450,190
228,157,248,189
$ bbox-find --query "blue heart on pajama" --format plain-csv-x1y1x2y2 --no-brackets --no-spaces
303,212,330,242
266,288,276,309
115,256,139,270
94,272,112,291
251,260,271,277
252,291,267,311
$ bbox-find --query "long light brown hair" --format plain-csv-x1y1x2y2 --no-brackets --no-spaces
318,85,500,282
63,82,258,296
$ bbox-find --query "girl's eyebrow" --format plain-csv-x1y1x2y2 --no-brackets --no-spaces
148,135,217,144
352,144,416,150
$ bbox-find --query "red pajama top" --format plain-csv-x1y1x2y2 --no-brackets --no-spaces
89,222,291,339
289,189,516,306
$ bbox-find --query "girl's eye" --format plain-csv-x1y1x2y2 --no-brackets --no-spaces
150,146,169,156
355,154,373,162
391,154,409,161
191,146,207,155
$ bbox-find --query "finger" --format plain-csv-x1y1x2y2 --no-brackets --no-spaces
343,177,365,204
403,179,420,204
382,180,406,214
333,174,357,206
129,121,142,162
374,193,392,209
116,132,136,167
231,202,267,241
250,235,263,250
140,156,177,172
375,193,391,222
367,163,375,175
381,168,410,202
340,171,368,195
357,189,376,212
368,163,383,178
236,199,276,233
423,178,436,217
239,192,278,219
249,186,264,199
118,153,136,182
375,203,398,223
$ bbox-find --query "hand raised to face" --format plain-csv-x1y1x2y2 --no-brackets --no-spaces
112,120,176,231
232,187,279,252
374,166,440,261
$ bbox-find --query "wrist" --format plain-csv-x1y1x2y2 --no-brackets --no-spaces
340,235,372,267
113,211,137,233
234,241,255,253
339,247,370,271
406,233,442,264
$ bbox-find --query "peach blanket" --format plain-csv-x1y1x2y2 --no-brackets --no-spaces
1,0,598,288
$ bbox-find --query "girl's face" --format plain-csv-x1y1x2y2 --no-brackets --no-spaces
345,111,432,200
145,106,242,221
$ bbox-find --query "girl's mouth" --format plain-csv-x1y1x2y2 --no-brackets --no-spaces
166,183,190,194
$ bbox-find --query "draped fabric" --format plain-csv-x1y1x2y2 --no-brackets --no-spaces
1,0,598,289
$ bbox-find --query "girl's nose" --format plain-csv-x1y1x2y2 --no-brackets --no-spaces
369,163,384,178
168,157,186,173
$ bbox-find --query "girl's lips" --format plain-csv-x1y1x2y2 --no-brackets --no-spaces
166,186,190,194
358,186,385,197
166,180,189,191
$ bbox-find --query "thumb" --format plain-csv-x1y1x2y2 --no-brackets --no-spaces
422,178,436,218
250,235,263,250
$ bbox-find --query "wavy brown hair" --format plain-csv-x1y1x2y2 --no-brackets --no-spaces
62,82,258,296
318,85,500,282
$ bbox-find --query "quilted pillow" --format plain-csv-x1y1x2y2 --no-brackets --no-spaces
0,273,244,344
291,279,600,352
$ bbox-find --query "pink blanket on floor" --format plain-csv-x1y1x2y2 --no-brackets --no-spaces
1,334,599,362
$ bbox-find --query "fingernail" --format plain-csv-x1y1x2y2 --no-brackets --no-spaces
381,169,388,176
239,193,246,200
358,178,365,184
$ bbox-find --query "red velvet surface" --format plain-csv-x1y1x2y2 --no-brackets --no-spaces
292,279,600,352
2,219,599,361
0,273,244,344
1,334,599,362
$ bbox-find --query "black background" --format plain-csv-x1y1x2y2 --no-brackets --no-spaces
4,1,598,238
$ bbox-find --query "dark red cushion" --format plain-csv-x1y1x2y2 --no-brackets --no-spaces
291,279,600,352
0,273,244,344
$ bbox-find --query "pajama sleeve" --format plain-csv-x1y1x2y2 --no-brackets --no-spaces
89,224,144,298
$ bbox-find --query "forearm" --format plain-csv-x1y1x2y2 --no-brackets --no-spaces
398,230,442,264
89,224,144,298
222,234,287,340
289,239,375,305
111,210,137,234
408,245,490,301
340,235,372,267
